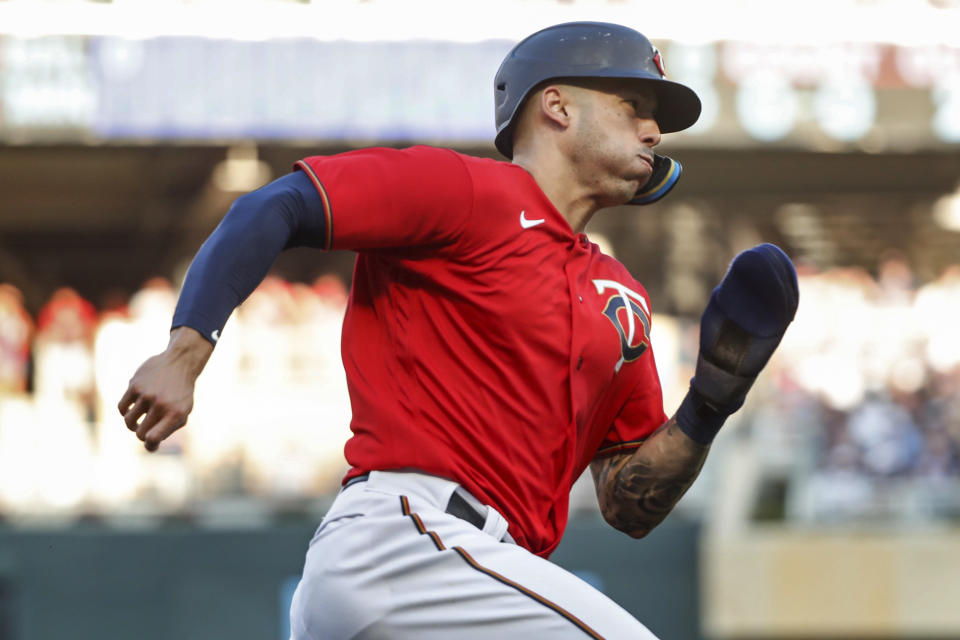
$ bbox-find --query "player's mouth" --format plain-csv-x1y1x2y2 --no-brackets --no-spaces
637,153,654,171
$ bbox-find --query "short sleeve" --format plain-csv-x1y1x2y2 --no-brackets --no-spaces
294,145,473,252
595,346,668,458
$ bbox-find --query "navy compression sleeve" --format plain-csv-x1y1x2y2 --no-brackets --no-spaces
171,170,327,345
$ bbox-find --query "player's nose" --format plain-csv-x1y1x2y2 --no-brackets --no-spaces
639,118,661,147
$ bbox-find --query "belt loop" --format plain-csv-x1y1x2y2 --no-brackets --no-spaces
481,504,510,541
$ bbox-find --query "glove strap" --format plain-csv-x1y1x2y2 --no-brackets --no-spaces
692,355,757,410
676,386,730,445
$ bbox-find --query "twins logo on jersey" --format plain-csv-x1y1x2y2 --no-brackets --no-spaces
593,279,652,372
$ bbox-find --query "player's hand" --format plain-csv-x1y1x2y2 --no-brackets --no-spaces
117,326,213,452
692,243,799,412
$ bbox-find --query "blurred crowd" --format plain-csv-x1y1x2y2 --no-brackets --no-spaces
0,274,352,521
2,251,960,525
755,252,960,524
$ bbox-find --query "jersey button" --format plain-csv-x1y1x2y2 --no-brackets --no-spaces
578,295,583,304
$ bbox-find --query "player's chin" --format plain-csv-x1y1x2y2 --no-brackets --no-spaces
598,165,647,206
598,181,640,208
619,160,650,186
620,169,650,201
629,165,655,196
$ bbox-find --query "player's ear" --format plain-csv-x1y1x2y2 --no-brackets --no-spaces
539,85,573,130
512,85,573,155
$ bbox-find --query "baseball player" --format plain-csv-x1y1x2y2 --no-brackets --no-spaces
118,22,798,639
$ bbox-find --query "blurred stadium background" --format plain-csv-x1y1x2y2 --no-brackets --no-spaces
1,0,960,638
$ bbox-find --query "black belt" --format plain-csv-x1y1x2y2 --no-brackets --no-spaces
343,473,486,531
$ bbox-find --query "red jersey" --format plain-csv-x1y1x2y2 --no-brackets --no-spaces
294,146,667,557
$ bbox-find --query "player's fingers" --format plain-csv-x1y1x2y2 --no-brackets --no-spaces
118,387,138,415
134,402,165,441
143,415,188,452
123,396,151,431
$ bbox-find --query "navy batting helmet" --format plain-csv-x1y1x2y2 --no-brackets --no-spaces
493,21,702,159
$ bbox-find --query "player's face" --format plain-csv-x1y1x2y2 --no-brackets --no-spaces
567,80,661,206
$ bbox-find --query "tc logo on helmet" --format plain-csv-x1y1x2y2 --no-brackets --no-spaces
652,47,666,78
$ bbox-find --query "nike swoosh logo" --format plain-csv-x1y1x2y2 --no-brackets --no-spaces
211,329,220,342
520,210,545,229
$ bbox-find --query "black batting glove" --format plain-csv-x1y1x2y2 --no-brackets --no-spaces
676,243,799,444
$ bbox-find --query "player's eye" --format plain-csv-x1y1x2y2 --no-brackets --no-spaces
625,100,652,117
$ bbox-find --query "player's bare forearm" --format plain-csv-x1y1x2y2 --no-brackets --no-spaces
590,417,708,538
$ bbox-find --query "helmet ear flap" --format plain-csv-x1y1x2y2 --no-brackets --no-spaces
495,79,551,159
629,155,682,206
495,81,508,109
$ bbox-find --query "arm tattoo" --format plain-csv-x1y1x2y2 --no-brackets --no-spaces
590,417,709,538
